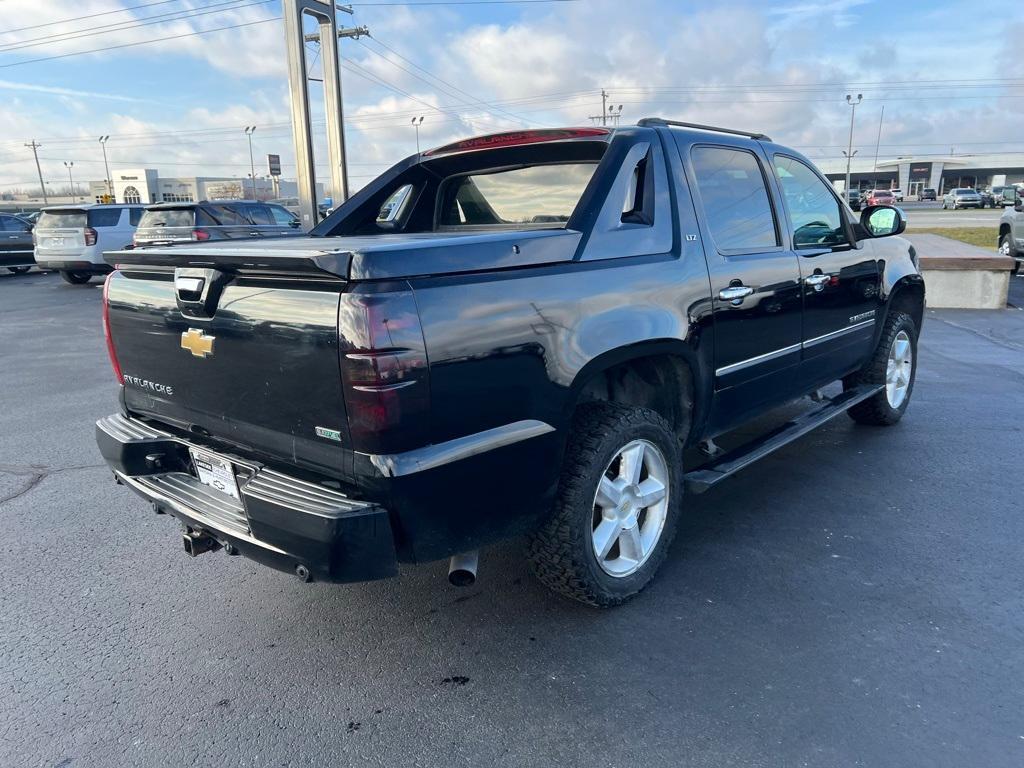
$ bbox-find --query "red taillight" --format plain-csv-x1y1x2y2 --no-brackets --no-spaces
102,273,124,385
339,290,429,453
191,228,211,241
422,127,609,157
84,227,98,246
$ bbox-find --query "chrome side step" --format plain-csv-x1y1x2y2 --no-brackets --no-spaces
684,385,883,494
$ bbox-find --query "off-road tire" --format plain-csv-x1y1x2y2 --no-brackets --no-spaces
844,311,918,426
527,402,683,607
60,271,92,285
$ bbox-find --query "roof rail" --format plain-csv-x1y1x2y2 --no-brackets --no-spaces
637,117,771,142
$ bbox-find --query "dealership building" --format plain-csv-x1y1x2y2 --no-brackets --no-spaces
818,153,1024,198
86,169,318,204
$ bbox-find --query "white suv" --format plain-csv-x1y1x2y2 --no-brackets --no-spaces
34,204,143,284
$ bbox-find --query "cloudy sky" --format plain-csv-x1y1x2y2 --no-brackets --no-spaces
0,0,1019,197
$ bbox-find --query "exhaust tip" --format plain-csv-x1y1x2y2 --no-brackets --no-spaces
448,551,479,587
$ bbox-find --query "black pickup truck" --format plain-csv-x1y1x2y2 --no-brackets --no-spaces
96,122,924,606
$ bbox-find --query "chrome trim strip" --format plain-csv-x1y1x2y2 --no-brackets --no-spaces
362,419,556,478
802,319,875,348
715,343,801,377
714,319,877,377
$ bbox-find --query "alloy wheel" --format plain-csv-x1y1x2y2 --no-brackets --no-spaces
590,439,670,578
886,330,913,409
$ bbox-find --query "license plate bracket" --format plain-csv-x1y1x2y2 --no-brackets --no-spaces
189,448,241,501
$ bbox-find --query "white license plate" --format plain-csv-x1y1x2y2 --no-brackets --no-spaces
46,237,65,247
189,448,240,500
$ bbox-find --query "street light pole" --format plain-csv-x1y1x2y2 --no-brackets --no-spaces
98,136,112,198
844,93,862,193
412,116,424,153
64,161,75,200
244,126,257,198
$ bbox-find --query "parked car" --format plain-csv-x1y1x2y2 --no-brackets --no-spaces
997,186,1020,207
865,189,896,207
96,121,924,607
33,204,143,284
978,189,995,208
133,200,302,247
845,188,862,211
942,188,983,210
0,213,35,274
998,196,1024,274
891,188,904,202
921,188,937,201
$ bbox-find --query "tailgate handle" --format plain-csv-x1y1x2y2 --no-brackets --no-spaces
175,275,205,300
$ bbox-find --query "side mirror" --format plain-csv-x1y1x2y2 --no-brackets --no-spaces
860,205,906,238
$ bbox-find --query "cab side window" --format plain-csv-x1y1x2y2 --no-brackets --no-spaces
268,204,297,226
691,146,779,252
773,155,849,249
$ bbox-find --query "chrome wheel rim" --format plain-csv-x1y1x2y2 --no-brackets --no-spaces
999,239,1011,256
590,439,669,578
886,330,913,409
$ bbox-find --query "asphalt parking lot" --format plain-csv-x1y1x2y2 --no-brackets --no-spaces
2,270,1023,768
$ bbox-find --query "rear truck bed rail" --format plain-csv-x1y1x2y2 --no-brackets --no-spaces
96,414,397,583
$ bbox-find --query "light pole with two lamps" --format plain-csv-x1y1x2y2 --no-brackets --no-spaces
63,161,76,201
244,126,257,198
412,116,424,153
844,93,863,195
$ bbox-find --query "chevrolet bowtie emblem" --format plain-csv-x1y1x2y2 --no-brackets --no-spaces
180,328,215,358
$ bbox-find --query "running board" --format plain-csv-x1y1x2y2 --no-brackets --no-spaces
684,385,883,494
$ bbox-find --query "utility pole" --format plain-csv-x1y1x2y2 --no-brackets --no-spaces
588,89,610,126
872,104,884,177
244,126,257,198
412,116,424,153
98,136,112,198
25,140,47,204
844,93,862,194
64,161,75,200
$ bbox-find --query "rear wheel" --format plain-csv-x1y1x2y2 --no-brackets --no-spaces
844,311,918,426
6,266,31,274
527,402,683,607
60,271,92,285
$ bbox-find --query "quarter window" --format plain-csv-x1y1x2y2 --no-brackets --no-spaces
773,155,849,249
691,146,778,251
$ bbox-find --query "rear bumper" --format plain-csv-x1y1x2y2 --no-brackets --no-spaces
96,413,398,583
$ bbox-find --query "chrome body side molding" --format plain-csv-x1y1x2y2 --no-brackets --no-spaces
363,419,556,478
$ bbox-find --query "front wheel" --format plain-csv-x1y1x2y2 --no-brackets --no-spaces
528,402,683,607
844,311,918,426
60,271,92,285
7,266,31,275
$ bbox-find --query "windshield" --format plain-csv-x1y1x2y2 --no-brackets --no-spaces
438,163,596,228
138,209,194,228
954,189,975,195
37,210,86,229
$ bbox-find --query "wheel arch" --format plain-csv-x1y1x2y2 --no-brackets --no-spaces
884,274,925,334
563,340,710,447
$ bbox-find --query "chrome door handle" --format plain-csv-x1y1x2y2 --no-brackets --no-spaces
805,273,830,290
718,285,755,304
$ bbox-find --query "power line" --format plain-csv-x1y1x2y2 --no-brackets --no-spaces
0,16,278,69
360,35,535,125
0,0,273,54
0,0,184,36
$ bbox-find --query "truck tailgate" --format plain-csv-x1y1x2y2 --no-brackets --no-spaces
106,268,350,476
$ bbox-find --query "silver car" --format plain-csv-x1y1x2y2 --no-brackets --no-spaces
941,188,982,210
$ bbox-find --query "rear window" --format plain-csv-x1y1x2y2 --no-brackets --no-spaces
138,209,195,228
88,208,122,228
37,210,86,229
438,163,596,228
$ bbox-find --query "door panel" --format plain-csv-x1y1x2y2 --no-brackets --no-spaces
769,153,882,384
677,137,804,433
